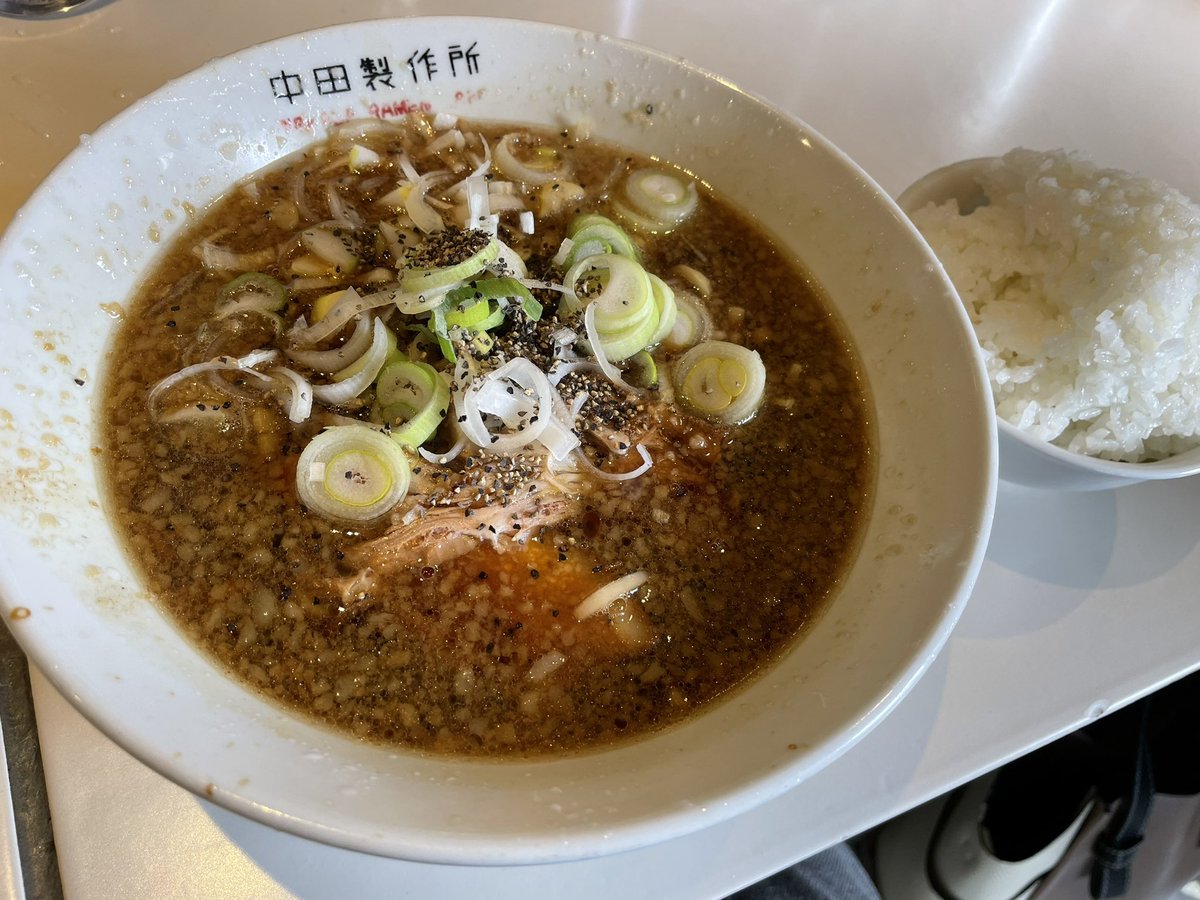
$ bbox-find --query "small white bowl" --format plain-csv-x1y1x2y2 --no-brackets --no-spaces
898,157,1200,491
0,18,995,863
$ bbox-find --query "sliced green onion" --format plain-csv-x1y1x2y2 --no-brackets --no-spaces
647,274,677,347
593,309,659,362
562,215,640,269
562,254,664,362
493,240,529,279
493,133,569,186
374,399,416,425
447,275,534,308
215,273,287,318
310,289,346,324
673,264,712,298
574,571,649,621
290,254,336,277
675,341,766,425
287,286,403,347
444,276,539,329
430,303,456,362
474,305,506,332
562,254,654,332
349,144,382,172
398,230,500,292
617,169,699,232
285,313,374,373
270,366,313,423
582,303,635,391
296,425,411,524
377,358,433,407
444,298,495,330
311,318,394,406
375,359,450,448
332,322,396,383
521,293,544,321
301,226,359,273
147,349,277,415
379,163,448,235
628,350,658,389
664,290,712,351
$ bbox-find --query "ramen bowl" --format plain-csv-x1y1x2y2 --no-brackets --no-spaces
0,18,995,864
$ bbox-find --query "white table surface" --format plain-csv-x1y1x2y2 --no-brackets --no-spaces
5,1,1200,897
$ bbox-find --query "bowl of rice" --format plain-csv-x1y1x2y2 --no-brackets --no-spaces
901,149,1200,490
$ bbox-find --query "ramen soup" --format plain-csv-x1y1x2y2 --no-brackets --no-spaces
100,115,872,756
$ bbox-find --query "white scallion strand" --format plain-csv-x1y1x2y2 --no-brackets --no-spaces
270,367,313,423
285,314,374,372
311,318,392,406
574,571,649,621
147,349,279,413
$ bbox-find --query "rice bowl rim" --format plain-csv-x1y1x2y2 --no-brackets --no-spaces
998,417,1200,480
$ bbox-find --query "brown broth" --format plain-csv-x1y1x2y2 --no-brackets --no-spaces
99,118,873,756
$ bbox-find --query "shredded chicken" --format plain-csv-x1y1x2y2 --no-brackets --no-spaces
347,487,577,571
340,401,721,600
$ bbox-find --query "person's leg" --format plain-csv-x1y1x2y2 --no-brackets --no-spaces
728,843,881,900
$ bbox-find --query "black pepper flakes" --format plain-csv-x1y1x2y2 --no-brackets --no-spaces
404,227,491,271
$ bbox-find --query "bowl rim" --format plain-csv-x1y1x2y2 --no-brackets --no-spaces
997,417,1200,478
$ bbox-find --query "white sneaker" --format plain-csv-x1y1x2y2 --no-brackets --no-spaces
874,771,1093,900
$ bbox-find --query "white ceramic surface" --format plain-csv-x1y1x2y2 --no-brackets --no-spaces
0,17,995,864
898,157,1200,491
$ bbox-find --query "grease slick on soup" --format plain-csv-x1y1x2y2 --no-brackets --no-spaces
99,114,872,757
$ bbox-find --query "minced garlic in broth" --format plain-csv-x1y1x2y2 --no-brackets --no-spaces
100,117,872,756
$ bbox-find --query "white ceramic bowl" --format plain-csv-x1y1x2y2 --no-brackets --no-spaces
0,18,995,863
898,157,1200,491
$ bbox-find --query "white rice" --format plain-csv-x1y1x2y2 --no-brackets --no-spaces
911,148,1200,462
